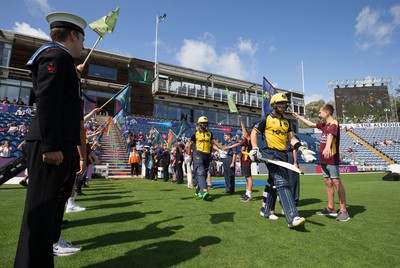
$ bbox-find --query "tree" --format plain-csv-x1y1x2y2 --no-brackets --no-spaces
305,99,325,120
297,99,325,128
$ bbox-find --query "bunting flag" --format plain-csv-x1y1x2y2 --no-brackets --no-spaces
89,7,120,39
166,129,177,150
226,87,238,113
176,115,192,138
113,109,128,131
262,77,277,117
101,117,112,136
114,84,131,114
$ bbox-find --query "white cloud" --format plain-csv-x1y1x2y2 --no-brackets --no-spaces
175,39,217,71
390,4,400,25
24,0,52,16
268,46,277,54
215,52,243,79
304,94,325,105
175,36,250,80
355,5,400,50
13,22,50,40
237,37,258,56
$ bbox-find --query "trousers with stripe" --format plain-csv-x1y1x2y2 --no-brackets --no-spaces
263,148,300,224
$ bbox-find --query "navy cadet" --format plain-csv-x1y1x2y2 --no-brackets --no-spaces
221,132,237,194
15,12,87,267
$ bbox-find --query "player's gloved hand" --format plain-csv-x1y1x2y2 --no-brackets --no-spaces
249,147,262,163
218,149,227,158
299,146,316,163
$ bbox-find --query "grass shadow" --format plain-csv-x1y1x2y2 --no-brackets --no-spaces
347,204,366,218
79,195,127,202
82,235,221,267
297,198,322,207
75,216,183,251
70,211,163,227
88,201,142,210
83,190,132,196
210,212,235,224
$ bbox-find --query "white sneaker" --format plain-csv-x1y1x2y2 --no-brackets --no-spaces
288,216,306,228
269,214,279,220
66,204,86,213
53,237,82,256
260,211,279,220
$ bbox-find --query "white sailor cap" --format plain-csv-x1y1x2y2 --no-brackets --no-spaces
46,12,87,35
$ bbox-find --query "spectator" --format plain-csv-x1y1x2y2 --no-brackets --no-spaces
129,148,140,176
147,127,156,143
137,131,145,141
0,140,12,158
15,107,25,116
24,107,32,116
16,98,25,106
161,143,171,182
2,97,10,104
7,122,19,134
18,122,29,136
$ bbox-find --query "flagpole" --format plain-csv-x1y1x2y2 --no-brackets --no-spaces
153,14,159,94
301,61,305,93
82,37,101,68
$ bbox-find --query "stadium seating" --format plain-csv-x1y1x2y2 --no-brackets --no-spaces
0,112,32,158
352,127,400,163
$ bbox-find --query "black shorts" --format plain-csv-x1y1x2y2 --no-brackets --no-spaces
241,165,251,177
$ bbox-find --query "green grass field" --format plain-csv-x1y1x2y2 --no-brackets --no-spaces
1,173,399,267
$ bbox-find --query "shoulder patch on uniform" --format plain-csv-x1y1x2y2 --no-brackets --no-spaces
46,62,56,73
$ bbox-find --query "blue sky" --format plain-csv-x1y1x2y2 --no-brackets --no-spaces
2,0,400,104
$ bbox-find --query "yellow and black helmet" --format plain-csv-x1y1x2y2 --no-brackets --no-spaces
270,93,290,105
197,116,208,124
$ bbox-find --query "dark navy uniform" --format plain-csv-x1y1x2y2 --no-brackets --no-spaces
15,42,83,267
222,136,237,194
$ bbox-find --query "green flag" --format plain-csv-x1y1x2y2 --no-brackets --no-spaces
89,7,120,38
158,13,167,22
226,87,238,113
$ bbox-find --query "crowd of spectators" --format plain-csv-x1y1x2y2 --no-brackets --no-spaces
1,97,26,106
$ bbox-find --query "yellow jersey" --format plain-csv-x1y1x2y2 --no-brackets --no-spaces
190,130,214,154
253,113,292,151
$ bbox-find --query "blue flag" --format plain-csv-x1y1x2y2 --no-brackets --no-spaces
262,77,277,117
114,84,131,114
176,116,192,138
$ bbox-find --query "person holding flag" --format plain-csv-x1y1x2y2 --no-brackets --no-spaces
15,11,88,266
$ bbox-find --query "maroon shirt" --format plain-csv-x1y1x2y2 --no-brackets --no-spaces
239,138,252,167
316,120,340,165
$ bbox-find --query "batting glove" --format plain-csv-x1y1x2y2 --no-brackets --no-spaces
249,147,262,163
299,146,316,163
